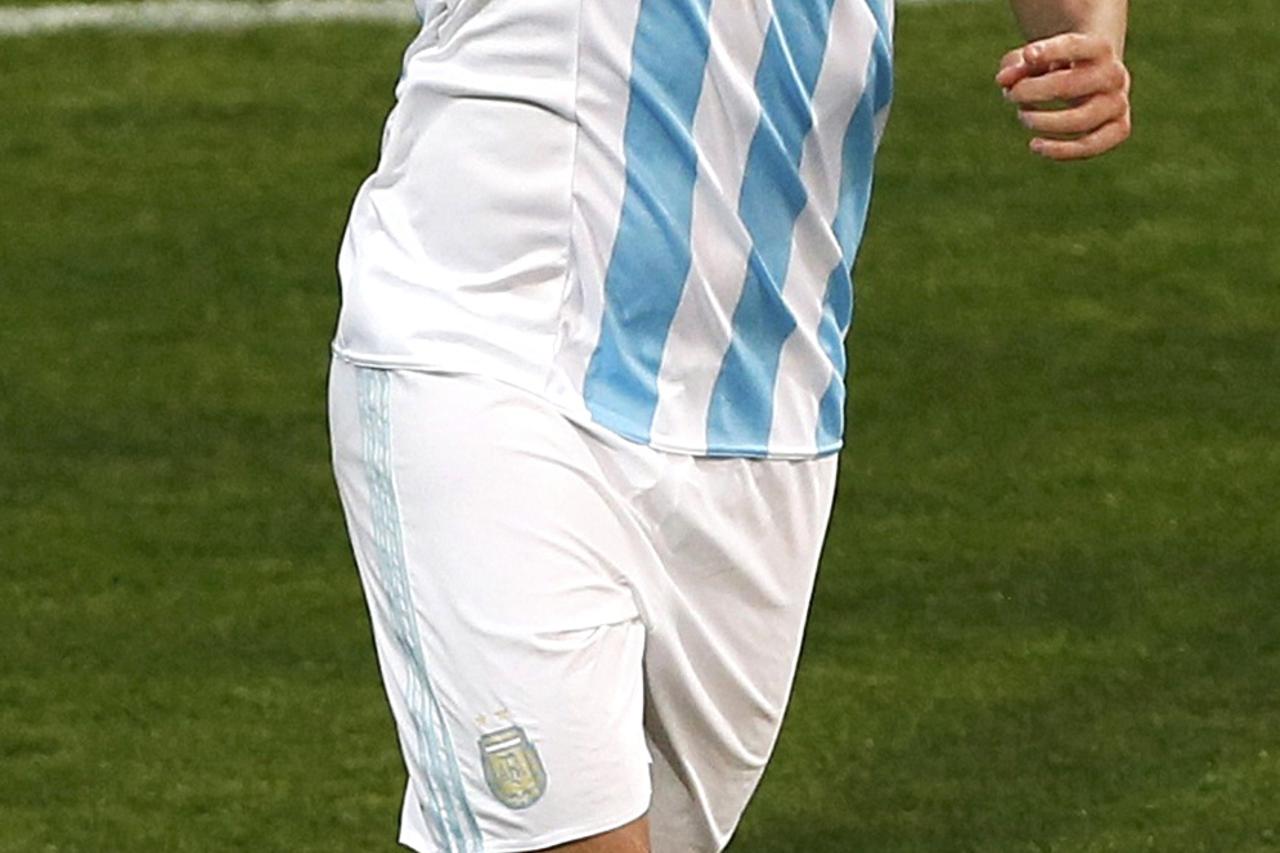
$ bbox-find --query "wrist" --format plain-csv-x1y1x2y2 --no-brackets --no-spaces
1012,0,1128,57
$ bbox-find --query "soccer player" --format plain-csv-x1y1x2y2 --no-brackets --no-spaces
328,0,1131,850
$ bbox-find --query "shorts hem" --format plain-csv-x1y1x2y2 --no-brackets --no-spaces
398,798,652,853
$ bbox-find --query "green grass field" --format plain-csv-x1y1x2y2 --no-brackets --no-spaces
2,1,1277,850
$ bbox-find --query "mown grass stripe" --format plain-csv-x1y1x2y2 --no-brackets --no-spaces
0,0,985,39
0,0,415,36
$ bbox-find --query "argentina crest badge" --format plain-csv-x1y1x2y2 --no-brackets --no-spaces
478,724,547,809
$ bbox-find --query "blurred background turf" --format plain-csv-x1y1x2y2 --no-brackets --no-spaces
1,1,1277,850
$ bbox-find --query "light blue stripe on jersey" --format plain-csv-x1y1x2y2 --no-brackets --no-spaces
356,369,484,853
815,2,894,451
582,0,714,442
704,0,837,455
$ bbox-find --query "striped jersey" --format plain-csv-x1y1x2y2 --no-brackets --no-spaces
334,0,894,459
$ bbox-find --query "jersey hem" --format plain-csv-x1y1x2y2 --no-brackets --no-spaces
579,406,844,461
330,344,844,461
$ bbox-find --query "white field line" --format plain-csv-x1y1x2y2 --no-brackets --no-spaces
0,0,985,38
0,0,417,36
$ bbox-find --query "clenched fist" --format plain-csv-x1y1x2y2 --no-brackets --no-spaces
996,32,1132,161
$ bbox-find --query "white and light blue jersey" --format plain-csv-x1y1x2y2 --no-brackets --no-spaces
334,0,894,459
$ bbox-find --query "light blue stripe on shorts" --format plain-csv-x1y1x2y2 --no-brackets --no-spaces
356,367,484,853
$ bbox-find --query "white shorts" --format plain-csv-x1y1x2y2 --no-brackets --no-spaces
328,357,838,852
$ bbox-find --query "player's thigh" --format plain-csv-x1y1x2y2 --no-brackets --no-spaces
329,360,655,852
640,452,839,852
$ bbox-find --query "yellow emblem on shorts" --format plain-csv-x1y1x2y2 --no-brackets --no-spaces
478,724,547,809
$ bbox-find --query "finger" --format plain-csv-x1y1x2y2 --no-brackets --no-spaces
996,63,1029,89
1030,115,1132,161
1007,60,1128,105
1018,92,1128,136
996,49,1031,88
997,56,1072,89
999,46,1024,70
997,67,1028,92
1020,32,1113,71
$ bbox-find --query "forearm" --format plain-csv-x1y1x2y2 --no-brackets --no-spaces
1010,0,1127,55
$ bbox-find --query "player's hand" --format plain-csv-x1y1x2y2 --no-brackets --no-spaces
995,32,1131,161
